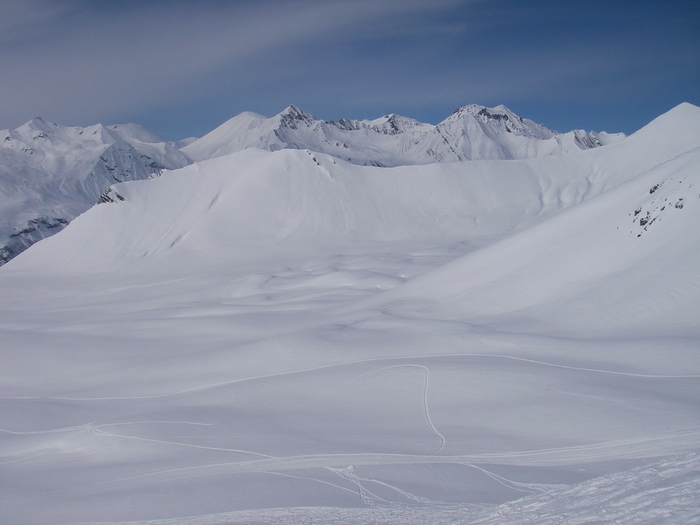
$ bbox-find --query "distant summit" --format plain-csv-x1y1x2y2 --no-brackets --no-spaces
448,104,557,139
277,105,317,130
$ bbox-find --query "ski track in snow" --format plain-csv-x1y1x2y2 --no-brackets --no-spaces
327,466,397,506
3,325,698,518
327,466,447,505
388,364,446,455
266,470,362,499
4,353,697,483
459,463,557,496
292,363,446,455
64,452,700,525
58,425,700,500
4,352,698,403
85,423,276,460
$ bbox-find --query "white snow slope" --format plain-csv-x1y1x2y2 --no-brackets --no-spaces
0,118,191,264
0,103,699,524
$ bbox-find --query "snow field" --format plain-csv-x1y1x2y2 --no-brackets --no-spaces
1,104,699,523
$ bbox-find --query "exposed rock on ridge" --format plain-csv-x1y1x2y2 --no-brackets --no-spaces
182,104,624,166
0,118,191,264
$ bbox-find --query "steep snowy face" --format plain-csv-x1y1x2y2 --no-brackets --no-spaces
276,104,317,130
0,118,191,265
183,104,624,166
429,104,624,161
447,104,558,139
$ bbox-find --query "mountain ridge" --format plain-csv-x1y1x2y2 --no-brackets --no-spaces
8,102,696,276
0,118,191,264
182,103,624,165
0,102,657,265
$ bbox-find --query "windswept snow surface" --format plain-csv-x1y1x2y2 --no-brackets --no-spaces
1,104,699,524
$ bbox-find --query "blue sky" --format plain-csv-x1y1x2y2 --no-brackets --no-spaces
1,0,697,140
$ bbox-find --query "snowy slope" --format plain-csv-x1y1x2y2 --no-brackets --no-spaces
0,118,191,264
372,102,700,338
0,104,698,525
182,104,624,166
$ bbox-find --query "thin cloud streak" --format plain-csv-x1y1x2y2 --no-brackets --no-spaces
0,0,472,129
0,0,696,137
0,0,79,43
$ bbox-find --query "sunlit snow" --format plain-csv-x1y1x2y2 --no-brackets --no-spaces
0,103,698,524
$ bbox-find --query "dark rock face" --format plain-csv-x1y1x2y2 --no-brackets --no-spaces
2,217,70,264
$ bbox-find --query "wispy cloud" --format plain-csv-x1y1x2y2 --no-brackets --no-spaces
0,0,471,129
0,0,696,137
0,0,79,42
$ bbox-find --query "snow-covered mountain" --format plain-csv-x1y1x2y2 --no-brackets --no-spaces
0,103,698,524
182,104,624,166
0,118,191,264
0,104,621,266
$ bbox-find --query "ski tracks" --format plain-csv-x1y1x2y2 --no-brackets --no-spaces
327,465,446,506
4,350,697,402
373,364,446,455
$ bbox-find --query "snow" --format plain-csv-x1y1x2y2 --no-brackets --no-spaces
182,103,623,166
0,103,699,524
0,119,191,264
0,104,622,266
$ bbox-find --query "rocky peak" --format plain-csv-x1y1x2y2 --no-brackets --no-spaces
328,118,363,132
445,104,557,139
374,114,407,135
277,105,317,130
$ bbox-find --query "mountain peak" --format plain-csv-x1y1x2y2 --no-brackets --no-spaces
445,104,557,140
20,116,59,135
278,104,312,120
281,104,303,114
0,117,192,265
361,113,433,135
451,103,516,121
277,105,316,130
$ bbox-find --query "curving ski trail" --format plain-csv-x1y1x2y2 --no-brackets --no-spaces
4,351,697,402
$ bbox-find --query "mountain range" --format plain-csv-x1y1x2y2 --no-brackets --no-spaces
0,104,622,265
180,103,623,165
